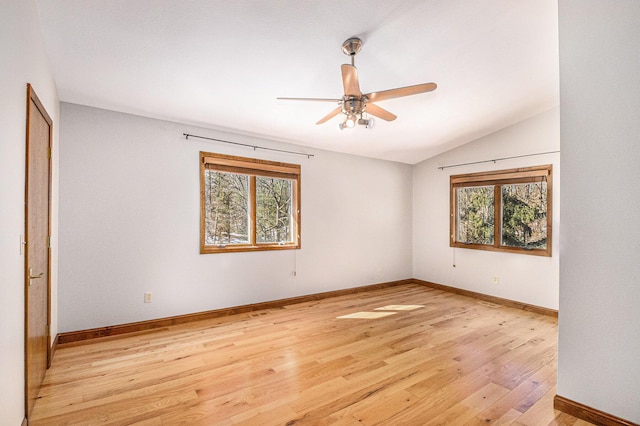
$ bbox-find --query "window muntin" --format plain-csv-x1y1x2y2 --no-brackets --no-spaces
450,165,552,256
200,152,301,253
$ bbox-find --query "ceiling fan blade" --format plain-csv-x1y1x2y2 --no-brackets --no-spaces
316,106,343,125
365,82,437,103
341,64,362,97
277,97,341,102
365,103,397,121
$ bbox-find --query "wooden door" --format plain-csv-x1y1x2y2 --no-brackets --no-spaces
25,84,52,420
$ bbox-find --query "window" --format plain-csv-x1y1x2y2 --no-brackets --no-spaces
450,165,552,256
200,152,301,253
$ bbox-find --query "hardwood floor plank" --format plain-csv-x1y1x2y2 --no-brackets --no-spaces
469,363,556,424
490,408,523,425
31,284,592,425
416,382,509,425
338,389,417,424
513,385,560,425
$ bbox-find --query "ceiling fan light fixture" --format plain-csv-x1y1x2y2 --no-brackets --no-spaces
345,114,356,128
358,117,373,129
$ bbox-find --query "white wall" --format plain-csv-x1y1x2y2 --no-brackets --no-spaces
557,1,640,422
413,108,560,310
0,0,59,423
58,103,413,332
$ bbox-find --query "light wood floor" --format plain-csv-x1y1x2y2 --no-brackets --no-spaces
31,284,592,425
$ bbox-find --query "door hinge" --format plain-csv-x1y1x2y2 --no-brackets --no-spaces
48,235,51,248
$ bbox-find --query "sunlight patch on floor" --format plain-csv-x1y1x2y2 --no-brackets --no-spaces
337,311,398,319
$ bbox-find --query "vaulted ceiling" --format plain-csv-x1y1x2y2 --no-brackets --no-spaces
35,0,559,164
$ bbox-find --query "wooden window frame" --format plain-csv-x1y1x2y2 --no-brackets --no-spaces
450,165,552,257
200,151,301,254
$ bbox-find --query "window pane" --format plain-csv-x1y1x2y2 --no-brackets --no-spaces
457,186,494,244
204,170,249,245
501,182,547,249
256,176,292,243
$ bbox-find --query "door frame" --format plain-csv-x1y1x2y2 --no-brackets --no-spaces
24,83,53,419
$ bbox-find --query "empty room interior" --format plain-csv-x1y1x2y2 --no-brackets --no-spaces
2,1,640,425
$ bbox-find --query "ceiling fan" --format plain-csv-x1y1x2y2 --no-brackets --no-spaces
278,37,437,130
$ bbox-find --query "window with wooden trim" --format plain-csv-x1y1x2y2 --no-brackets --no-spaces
200,152,301,254
450,165,552,256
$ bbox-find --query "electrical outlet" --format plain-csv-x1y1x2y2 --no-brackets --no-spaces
493,276,499,285
144,292,152,303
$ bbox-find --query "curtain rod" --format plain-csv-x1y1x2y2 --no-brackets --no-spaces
437,150,559,170
183,133,315,159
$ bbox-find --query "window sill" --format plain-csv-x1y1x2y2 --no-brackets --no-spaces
451,242,551,257
201,243,301,254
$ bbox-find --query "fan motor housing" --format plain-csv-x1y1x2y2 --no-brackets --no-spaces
342,97,364,115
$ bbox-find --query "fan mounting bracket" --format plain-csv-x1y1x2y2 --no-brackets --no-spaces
341,37,363,57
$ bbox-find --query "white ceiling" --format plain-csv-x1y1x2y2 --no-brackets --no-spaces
35,0,559,164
